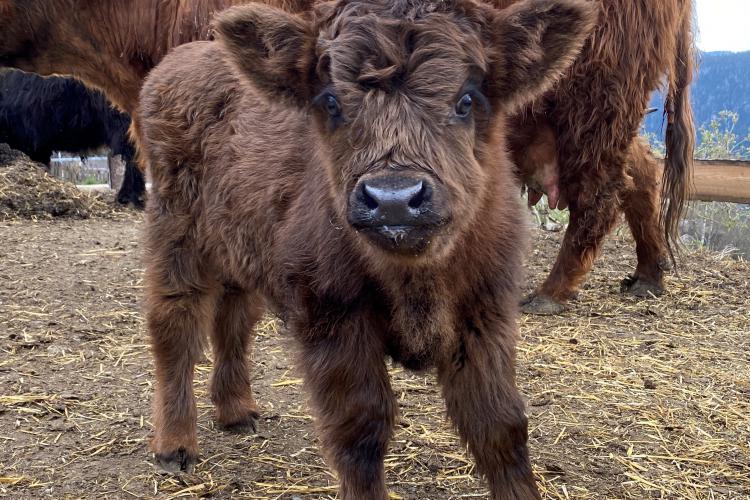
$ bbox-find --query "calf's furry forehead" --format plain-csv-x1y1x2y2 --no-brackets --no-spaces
318,7,489,91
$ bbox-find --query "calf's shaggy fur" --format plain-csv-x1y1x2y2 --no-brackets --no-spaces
137,0,595,497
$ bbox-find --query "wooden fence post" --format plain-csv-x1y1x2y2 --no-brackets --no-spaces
108,153,125,191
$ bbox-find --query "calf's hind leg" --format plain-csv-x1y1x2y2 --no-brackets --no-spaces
210,287,263,432
439,322,540,499
148,285,217,473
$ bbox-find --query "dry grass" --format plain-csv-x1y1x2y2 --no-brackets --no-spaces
0,215,748,499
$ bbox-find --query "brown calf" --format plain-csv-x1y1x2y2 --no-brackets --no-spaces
501,0,696,314
137,0,595,497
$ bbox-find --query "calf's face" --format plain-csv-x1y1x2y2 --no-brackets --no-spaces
216,0,594,260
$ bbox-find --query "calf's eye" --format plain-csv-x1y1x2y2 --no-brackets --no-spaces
325,94,341,118
455,93,473,118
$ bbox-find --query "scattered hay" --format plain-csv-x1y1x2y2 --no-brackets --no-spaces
0,143,124,220
0,216,748,499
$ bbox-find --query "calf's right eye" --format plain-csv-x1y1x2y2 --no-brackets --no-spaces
455,93,473,118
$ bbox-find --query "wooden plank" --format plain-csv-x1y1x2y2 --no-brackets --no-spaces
658,159,750,204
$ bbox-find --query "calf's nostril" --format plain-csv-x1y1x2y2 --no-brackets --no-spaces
361,183,379,210
407,181,428,209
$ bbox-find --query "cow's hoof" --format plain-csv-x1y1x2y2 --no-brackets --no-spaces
520,294,566,315
117,196,145,209
116,192,146,209
659,258,673,272
620,276,664,298
154,448,197,474
217,411,259,434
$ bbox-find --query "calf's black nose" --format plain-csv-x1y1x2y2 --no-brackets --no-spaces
349,174,435,229
360,178,429,223
347,172,448,255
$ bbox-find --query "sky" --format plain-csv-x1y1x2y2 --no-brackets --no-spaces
696,0,750,52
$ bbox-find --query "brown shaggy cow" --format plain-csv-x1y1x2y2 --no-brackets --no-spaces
500,0,696,314
136,0,595,497
0,0,310,114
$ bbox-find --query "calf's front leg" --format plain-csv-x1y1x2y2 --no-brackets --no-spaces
297,312,396,500
439,319,540,500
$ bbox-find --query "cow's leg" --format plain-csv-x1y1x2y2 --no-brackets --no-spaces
438,324,540,499
116,160,146,208
620,140,669,297
148,286,216,473
298,315,395,500
209,286,263,432
522,189,621,315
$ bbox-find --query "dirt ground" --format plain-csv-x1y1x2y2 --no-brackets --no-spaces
0,208,748,499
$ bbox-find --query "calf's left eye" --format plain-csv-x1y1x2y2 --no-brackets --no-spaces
455,93,473,118
325,94,341,118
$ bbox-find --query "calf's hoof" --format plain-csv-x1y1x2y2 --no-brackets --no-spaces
520,293,566,315
620,276,664,298
215,401,261,434
154,447,197,474
217,411,260,434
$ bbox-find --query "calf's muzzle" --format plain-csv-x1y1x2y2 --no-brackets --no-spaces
347,171,449,255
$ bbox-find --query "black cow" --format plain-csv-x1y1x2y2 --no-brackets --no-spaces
0,69,145,207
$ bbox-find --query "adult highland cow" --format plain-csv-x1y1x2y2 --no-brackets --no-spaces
0,0,311,206
502,0,696,314
136,0,595,497
0,0,311,114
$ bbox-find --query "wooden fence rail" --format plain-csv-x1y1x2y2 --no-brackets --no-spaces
659,159,750,204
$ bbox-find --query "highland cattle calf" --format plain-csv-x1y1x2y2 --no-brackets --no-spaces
137,0,595,497
0,69,144,206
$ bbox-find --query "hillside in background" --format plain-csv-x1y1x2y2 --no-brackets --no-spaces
644,51,750,141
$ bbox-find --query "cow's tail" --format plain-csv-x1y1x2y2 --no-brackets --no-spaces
661,5,696,266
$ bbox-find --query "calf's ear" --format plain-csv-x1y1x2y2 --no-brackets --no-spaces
213,4,316,107
487,0,597,110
